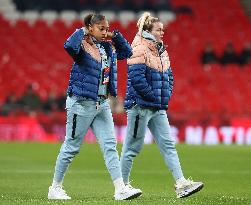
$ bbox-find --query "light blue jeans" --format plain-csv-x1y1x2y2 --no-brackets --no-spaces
120,105,184,183
53,96,122,183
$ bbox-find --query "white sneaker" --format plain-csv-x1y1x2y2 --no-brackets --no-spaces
48,185,71,200
175,178,204,198
114,184,142,200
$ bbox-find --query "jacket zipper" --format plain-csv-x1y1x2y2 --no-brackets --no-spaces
159,52,164,107
96,43,113,109
96,44,103,109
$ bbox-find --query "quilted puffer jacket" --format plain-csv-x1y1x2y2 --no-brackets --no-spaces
124,34,174,110
64,28,132,100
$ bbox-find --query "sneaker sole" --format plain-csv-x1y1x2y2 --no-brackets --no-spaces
48,197,71,200
124,192,142,200
48,194,71,200
48,196,71,200
178,183,204,198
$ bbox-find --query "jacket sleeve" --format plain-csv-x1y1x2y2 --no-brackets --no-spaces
168,67,174,97
64,28,85,61
112,30,133,60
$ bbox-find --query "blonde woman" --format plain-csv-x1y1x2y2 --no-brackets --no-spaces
120,12,204,198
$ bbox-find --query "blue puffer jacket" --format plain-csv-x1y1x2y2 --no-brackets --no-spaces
124,35,174,110
64,28,132,100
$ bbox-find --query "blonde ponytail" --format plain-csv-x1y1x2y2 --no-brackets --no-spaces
137,12,151,36
137,12,159,36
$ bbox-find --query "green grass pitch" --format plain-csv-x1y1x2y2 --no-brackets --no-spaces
0,142,250,205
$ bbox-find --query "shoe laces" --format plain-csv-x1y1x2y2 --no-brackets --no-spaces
125,180,134,189
185,177,194,185
119,184,134,194
55,186,68,196
175,177,194,189
127,184,133,188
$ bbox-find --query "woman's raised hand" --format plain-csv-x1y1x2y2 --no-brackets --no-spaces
107,31,114,38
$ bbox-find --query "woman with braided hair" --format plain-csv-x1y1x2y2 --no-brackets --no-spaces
120,12,204,198
47,13,142,200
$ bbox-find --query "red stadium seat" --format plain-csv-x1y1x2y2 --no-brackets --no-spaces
0,0,251,121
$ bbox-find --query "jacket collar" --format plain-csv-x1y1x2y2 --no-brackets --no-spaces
132,34,157,51
86,35,112,53
132,34,167,55
142,31,157,42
